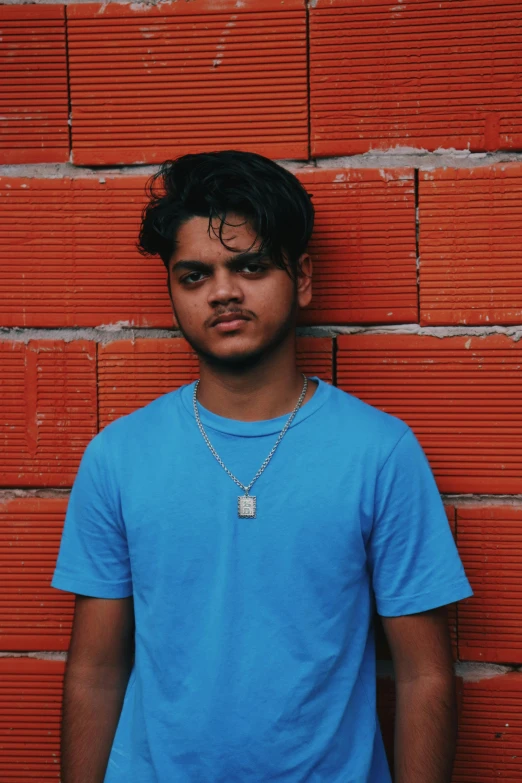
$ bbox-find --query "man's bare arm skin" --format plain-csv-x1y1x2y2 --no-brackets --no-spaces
61,595,135,783
382,607,457,783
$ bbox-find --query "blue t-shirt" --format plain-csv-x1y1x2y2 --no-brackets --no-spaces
51,377,472,783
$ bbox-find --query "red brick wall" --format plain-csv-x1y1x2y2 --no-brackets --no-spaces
1,1,521,780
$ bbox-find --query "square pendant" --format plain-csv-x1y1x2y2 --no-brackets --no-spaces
238,495,256,518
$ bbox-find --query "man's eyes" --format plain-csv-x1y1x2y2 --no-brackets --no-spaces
182,271,206,284
241,262,267,274
181,263,267,285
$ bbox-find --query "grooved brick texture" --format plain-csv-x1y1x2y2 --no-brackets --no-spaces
309,0,522,156
0,5,69,164
0,499,71,652
66,0,308,165
1,171,418,328
98,338,199,428
457,506,522,664
0,658,64,782
419,165,522,325
0,341,97,487
336,334,522,494
98,337,333,427
297,169,417,325
453,673,522,782
0,177,168,328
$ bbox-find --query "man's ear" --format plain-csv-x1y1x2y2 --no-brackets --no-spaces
296,253,312,310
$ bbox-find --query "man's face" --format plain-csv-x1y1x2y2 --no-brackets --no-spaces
167,214,312,369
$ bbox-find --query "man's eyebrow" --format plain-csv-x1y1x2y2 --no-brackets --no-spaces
171,251,269,273
171,259,212,273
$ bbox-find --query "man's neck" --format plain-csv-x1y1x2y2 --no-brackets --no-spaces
195,353,317,422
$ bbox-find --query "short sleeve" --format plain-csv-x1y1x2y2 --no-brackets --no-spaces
368,426,473,617
51,430,132,598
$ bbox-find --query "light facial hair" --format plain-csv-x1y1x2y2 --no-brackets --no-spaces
172,288,298,375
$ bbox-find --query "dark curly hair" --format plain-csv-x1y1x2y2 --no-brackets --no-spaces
137,150,314,278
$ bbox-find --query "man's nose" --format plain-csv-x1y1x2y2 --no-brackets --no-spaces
207,270,244,307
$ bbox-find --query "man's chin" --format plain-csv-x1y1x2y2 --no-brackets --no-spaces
192,343,270,373
174,303,297,373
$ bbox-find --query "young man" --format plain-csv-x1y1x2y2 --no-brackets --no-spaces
51,150,473,783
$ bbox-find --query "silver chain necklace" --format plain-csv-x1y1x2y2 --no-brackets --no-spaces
193,374,308,518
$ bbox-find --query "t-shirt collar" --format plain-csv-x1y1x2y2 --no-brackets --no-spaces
179,376,330,437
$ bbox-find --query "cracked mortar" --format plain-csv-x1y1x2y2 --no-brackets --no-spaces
2,151,522,179
2,324,522,344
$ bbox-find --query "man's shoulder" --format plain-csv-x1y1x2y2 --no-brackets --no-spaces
324,383,409,445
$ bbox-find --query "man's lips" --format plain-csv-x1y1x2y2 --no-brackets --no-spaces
211,312,251,328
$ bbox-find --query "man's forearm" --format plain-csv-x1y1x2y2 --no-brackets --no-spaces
394,672,458,783
60,666,130,783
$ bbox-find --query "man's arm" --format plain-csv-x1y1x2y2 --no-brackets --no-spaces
60,594,135,783
382,606,457,783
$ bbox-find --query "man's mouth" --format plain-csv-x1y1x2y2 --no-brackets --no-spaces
211,312,251,329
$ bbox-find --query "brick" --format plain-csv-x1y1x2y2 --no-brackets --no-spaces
309,0,522,156
420,165,522,326
296,337,333,384
0,177,171,329
0,657,64,782
0,178,73,328
296,169,417,325
454,672,522,782
66,0,308,165
0,5,69,164
98,338,199,428
336,334,522,494
0,499,71,652
0,340,97,487
98,336,333,427
457,506,522,664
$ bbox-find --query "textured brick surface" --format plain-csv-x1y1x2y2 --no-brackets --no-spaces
296,337,333,384
336,334,522,494
309,0,522,156
0,177,169,329
0,5,69,164
98,337,333,427
297,169,417,325
66,0,308,165
420,165,522,326
0,341,97,487
0,658,64,782
98,338,199,428
454,673,522,782
0,499,71,652
457,506,522,664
